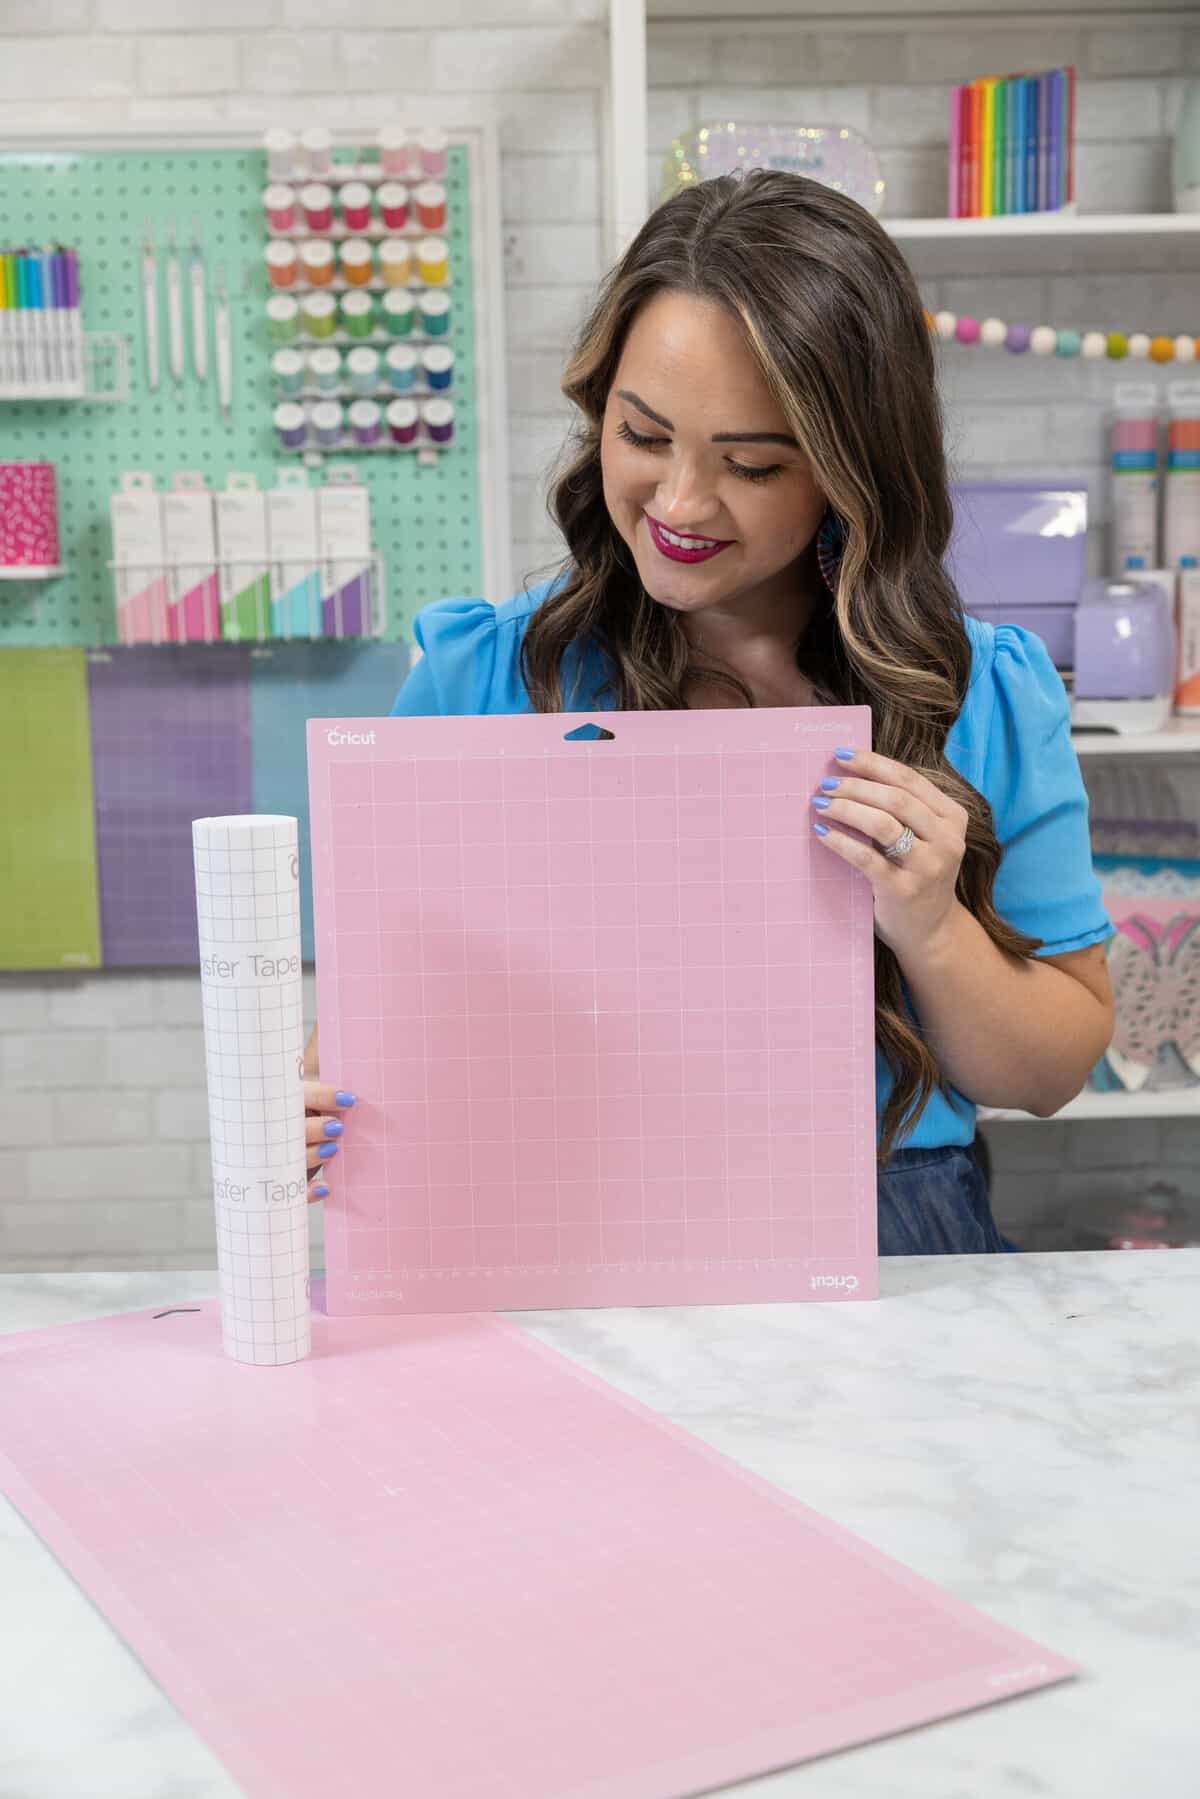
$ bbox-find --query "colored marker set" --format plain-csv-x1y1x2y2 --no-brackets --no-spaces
111,467,382,643
0,247,83,394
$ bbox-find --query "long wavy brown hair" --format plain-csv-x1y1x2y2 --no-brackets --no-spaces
521,169,1039,1156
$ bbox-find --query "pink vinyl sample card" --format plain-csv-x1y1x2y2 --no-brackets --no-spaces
308,708,878,1314
0,1303,1078,1799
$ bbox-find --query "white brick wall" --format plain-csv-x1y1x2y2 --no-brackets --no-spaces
0,6,1197,1268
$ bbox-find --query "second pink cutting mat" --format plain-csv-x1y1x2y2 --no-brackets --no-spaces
308,707,876,1313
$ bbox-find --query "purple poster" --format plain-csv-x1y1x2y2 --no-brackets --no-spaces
87,647,252,965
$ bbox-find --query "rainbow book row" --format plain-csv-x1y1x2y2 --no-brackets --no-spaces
0,641,409,971
949,66,1076,218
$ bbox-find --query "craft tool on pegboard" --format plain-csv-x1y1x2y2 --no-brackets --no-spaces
0,131,510,650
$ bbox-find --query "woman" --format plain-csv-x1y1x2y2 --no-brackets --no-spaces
306,170,1113,1254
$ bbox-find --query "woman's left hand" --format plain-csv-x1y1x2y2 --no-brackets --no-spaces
812,748,968,962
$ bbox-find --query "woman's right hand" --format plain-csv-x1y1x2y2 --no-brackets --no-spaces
305,1081,356,1203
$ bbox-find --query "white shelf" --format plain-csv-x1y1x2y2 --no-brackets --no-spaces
982,1088,1200,1125
1072,720,1200,758
0,565,66,581
887,213,1200,273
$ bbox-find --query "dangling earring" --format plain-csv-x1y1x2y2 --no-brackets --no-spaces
815,511,847,596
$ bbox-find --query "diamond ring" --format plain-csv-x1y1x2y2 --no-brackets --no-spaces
884,825,915,861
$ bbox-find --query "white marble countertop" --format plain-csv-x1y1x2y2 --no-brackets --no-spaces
1,1253,1197,1798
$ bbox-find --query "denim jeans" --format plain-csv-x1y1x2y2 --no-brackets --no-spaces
877,1145,1014,1256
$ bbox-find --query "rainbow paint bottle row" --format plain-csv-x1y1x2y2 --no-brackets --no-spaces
111,471,378,642
271,343,453,401
274,397,454,453
265,236,449,292
263,124,448,185
264,181,446,238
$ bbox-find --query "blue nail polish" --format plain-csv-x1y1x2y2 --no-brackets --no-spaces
335,1091,356,1107
318,1142,339,1159
834,747,855,761
819,777,840,792
812,796,832,811
313,1184,329,1198
323,1118,344,1137
813,821,830,837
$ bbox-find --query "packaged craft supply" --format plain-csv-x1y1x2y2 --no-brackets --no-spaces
317,473,373,636
215,473,271,641
299,240,335,288
274,402,307,450
267,469,322,638
418,290,450,336
1165,383,1200,572
417,237,449,285
161,472,219,643
111,471,168,644
1112,383,1159,574
1175,566,1200,714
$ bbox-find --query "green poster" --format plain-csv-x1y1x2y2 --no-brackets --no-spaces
0,648,101,969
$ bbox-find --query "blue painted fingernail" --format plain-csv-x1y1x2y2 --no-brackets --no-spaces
812,795,832,811
834,747,855,761
318,1142,339,1159
813,821,830,837
323,1119,344,1137
335,1091,356,1107
313,1184,329,1198
819,777,840,791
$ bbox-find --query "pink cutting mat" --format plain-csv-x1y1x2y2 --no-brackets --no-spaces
0,1302,1078,1799
308,708,878,1314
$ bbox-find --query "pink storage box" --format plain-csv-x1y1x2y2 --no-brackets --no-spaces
0,462,59,567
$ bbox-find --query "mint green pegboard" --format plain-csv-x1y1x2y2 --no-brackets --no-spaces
0,145,481,649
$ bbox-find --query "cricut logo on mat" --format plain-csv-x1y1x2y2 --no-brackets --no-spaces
810,1274,860,1293
326,728,377,747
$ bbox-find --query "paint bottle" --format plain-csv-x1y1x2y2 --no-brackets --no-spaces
340,240,374,288
379,123,414,180
385,345,417,392
272,349,305,397
1111,383,1159,574
349,399,382,447
378,183,409,230
300,126,333,179
263,184,296,232
267,295,300,346
340,183,373,233
264,127,297,182
346,346,381,395
1165,383,1200,570
421,346,453,391
340,291,375,340
300,183,333,233
421,398,454,445
386,399,419,445
312,401,344,449
265,241,299,290
308,347,342,394
382,289,415,337
300,240,335,289
274,403,307,451
419,127,448,179
418,291,450,337
415,182,446,232
301,293,337,341
417,237,448,285
380,239,413,287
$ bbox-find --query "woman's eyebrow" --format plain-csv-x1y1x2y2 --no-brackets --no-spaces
615,389,797,448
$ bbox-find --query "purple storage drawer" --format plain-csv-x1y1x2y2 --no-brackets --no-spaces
948,481,1088,666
